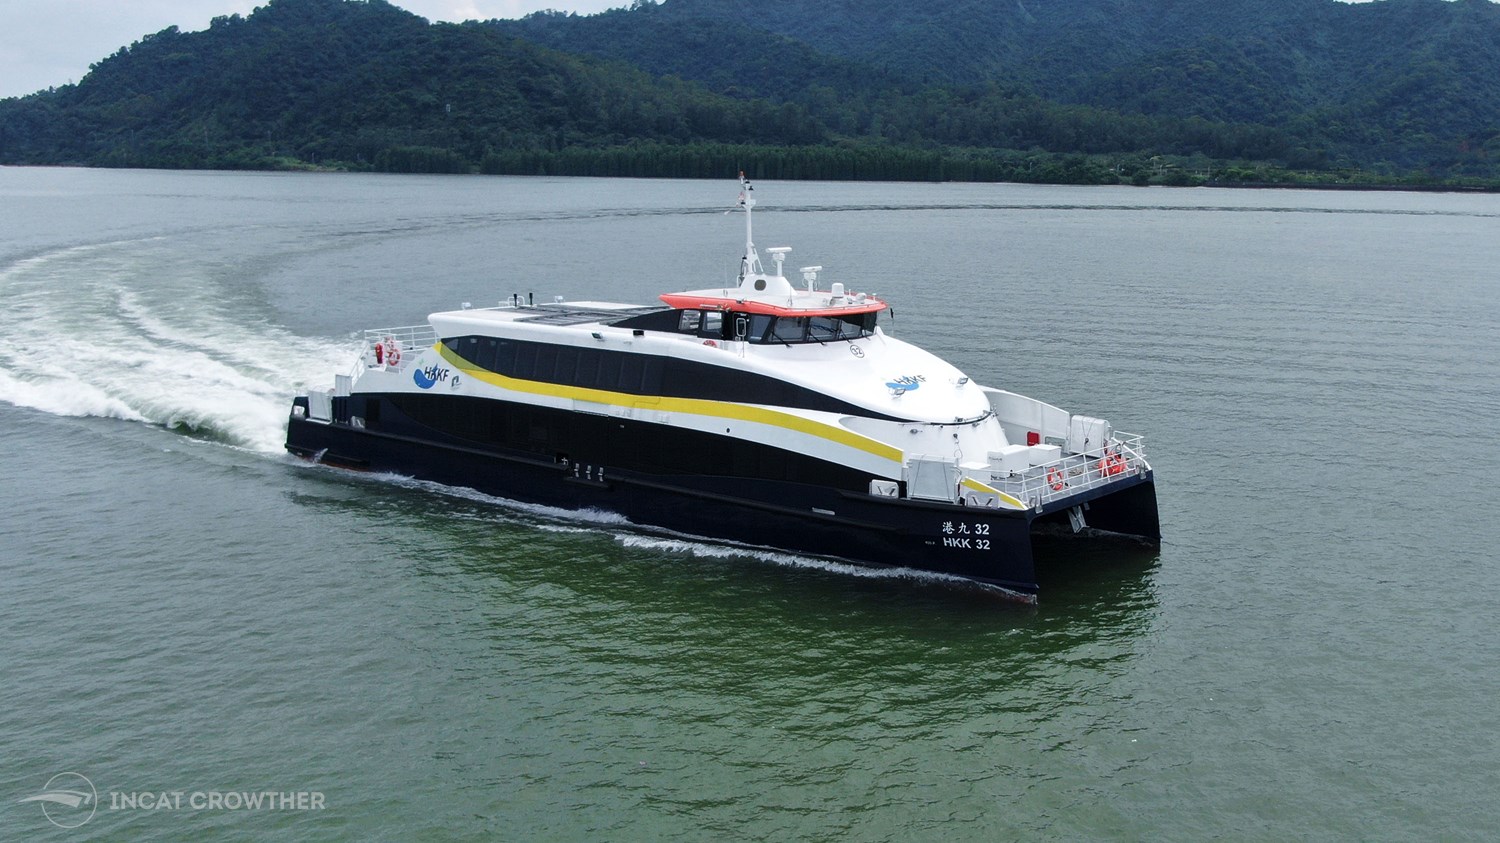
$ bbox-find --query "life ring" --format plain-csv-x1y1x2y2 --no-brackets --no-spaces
703,339,718,348
384,337,401,366
1047,467,1065,491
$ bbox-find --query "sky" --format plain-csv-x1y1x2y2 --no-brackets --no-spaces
0,0,627,99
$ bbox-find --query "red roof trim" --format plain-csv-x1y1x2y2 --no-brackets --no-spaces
658,292,888,317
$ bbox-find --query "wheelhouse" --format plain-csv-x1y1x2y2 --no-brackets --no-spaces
610,307,880,344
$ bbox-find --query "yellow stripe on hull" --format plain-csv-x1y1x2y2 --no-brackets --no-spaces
434,343,904,464
960,476,1027,510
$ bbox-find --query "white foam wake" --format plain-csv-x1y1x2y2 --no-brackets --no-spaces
612,534,977,587
363,472,976,587
0,237,356,452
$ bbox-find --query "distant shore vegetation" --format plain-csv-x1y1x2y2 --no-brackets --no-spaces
3,0,1498,191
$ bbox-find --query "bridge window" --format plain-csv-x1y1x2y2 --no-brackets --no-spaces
747,313,877,344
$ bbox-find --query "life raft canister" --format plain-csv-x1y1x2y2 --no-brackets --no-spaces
1097,449,1126,477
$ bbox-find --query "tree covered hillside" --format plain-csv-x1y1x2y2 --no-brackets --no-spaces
2,0,1498,184
0,0,825,171
505,0,1500,176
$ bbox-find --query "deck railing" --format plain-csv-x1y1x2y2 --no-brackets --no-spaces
988,432,1149,510
357,325,437,373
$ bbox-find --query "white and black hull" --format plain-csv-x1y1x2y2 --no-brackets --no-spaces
286,392,1160,599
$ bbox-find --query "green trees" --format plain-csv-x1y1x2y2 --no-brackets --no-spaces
1,0,1497,186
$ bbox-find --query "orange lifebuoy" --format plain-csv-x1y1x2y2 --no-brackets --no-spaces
1047,467,1065,491
703,339,718,348
384,337,401,366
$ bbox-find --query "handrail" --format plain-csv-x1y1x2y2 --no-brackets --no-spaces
362,324,437,348
985,433,1150,510
358,325,437,373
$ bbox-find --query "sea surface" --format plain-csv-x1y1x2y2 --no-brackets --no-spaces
2,168,1497,840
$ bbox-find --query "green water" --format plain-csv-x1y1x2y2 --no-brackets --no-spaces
2,169,1497,840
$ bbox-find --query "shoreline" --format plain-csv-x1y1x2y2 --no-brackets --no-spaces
6,161,1498,193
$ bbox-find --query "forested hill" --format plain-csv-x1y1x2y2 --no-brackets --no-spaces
503,0,1500,176
2,0,1498,185
0,0,831,173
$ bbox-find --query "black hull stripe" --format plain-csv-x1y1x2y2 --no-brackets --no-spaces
430,344,905,465
371,392,880,492
438,336,907,422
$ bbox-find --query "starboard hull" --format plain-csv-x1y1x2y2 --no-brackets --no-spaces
286,397,1159,600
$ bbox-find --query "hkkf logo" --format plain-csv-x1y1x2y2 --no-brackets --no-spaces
18,772,96,829
886,374,925,392
413,363,451,389
19,772,325,829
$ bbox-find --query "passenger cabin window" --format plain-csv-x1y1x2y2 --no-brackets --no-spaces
678,310,701,332
702,311,723,337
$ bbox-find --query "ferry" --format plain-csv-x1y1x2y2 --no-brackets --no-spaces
286,176,1160,600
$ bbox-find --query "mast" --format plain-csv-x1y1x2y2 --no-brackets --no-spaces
737,171,762,281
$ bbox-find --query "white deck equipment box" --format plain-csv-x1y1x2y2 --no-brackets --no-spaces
1068,415,1112,456
1027,443,1062,466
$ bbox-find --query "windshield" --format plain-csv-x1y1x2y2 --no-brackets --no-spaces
747,313,876,344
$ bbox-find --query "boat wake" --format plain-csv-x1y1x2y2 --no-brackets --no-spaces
611,534,966,586
0,237,355,452
352,470,1000,592
0,234,986,592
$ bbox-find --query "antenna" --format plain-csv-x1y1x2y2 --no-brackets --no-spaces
737,171,761,280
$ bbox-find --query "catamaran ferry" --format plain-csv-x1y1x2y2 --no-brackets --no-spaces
286,176,1159,600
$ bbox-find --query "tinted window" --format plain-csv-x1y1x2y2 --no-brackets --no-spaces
494,340,517,374
620,355,645,392
770,318,805,343
554,346,579,383
515,343,537,379
577,348,601,388
746,313,875,344
807,316,843,341
534,345,556,381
